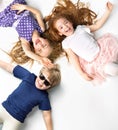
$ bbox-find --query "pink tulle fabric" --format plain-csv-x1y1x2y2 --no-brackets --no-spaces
79,33,118,84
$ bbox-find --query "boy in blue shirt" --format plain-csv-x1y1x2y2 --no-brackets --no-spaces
0,59,61,130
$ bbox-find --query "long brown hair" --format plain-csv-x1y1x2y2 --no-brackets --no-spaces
44,0,97,42
9,30,64,64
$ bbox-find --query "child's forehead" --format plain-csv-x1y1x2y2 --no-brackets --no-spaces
41,67,47,71
43,70,51,80
40,68,50,74
58,17,67,21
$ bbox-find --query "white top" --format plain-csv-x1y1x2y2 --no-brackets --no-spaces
62,25,100,62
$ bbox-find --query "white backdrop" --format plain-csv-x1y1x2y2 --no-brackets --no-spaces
0,0,118,130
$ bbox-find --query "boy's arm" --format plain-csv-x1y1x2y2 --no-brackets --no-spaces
42,110,53,130
88,1,113,32
11,3,45,32
0,59,16,73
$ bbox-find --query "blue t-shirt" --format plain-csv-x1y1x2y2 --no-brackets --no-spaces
2,65,51,123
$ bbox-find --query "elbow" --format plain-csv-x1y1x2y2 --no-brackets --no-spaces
41,27,45,32
91,24,102,32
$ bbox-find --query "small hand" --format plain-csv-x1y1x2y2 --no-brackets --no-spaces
106,1,113,12
40,58,54,68
11,3,26,14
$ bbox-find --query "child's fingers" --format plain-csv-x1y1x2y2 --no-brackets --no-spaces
107,1,113,11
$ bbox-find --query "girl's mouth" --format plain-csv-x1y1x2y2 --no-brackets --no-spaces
35,39,40,44
35,39,47,48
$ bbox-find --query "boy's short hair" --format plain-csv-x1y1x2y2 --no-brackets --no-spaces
40,64,61,88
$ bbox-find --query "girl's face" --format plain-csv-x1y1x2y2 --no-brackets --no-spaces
33,37,53,57
55,17,74,36
35,70,51,90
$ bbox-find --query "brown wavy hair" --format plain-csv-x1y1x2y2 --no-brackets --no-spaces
9,40,34,64
44,0,97,43
9,30,64,64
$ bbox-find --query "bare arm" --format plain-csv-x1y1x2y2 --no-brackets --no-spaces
20,38,43,62
65,49,93,81
88,2,113,32
11,3,45,32
0,59,16,73
42,110,53,130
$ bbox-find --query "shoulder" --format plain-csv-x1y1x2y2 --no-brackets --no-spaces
76,25,91,34
76,25,88,30
13,65,29,73
38,92,51,110
13,65,32,79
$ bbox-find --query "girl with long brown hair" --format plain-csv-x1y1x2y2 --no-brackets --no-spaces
45,0,118,84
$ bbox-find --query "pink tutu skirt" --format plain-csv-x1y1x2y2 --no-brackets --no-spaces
79,33,118,83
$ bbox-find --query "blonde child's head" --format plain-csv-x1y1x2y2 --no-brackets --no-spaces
40,64,61,88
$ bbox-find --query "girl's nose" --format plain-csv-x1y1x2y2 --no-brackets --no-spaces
63,24,67,28
64,24,68,30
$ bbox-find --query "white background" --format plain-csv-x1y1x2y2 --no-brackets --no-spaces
0,0,118,130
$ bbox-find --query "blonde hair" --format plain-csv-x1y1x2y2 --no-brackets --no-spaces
9,40,34,64
40,64,61,88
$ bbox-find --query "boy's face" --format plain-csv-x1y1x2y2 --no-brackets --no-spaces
35,70,51,90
